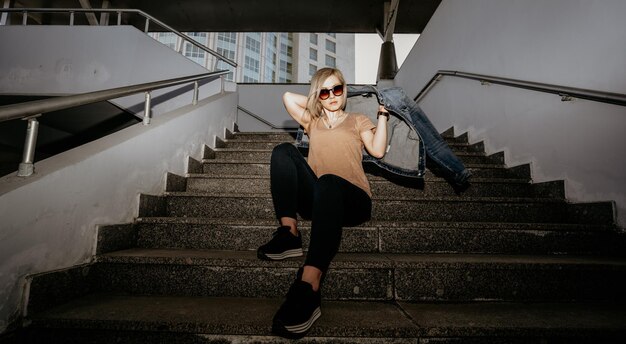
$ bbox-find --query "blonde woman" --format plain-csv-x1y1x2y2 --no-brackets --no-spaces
257,68,389,339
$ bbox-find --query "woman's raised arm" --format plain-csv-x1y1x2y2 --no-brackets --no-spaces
283,92,311,128
361,105,389,158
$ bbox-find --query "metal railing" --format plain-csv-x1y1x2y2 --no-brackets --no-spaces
0,70,230,177
0,8,237,68
237,106,299,130
415,70,626,107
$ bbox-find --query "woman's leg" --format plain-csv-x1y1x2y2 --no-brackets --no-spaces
270,143,316,228
272,174,371,339
258,143,316,260
302,174,372,290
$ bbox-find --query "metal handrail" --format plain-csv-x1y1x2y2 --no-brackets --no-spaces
0,70,229,176
0,8,237,68
237,106,298,130
0,70,228,122
414,70,626,107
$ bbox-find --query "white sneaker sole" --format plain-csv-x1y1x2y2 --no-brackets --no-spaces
283,307,321,334
263,248,304,260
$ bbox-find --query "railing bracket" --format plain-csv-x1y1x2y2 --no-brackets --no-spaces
560,93,573,102
17,115,42,177
192,81,199,105
143,92,152,125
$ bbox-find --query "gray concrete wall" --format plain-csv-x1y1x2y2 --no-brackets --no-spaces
0,25,219,119
0,24,240,331
0,87,237,333
394,0,626,227
0,25,208,95
237,83,309,132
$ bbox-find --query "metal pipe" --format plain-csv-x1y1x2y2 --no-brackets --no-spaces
22,11,26,25
0,70,229,123
143,92,151,125
69,11,74,26
144,17,149,32
17,116,40,177
192,81,199,105
116,11,121,25
413,70,626,107
237,106,299,130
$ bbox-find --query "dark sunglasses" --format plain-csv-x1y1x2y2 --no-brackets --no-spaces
318,84,344,100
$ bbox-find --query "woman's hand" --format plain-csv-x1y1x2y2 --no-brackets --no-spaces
361,106,389,158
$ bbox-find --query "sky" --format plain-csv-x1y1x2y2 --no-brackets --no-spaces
354,33,420,84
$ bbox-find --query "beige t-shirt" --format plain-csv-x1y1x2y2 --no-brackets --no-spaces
306,113,376,197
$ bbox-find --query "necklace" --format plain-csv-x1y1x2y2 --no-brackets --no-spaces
324,112,346,129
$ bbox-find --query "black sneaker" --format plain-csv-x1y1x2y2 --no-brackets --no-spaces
257,226,303,260
272,279,321,339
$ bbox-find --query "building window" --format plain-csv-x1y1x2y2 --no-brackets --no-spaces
325,39,336,53
216,32,237,81
155,32,177,50
184,44,205,66
245,34,261,54
279,60,293,83
309,64,317,77
264,33,278,82
325,55,336,67
218,32,236,44
278,33,294,82
309,48,317,61
328,33,336,38
244,55,260,82
310,33,318,45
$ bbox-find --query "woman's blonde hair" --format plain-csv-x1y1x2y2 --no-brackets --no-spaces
305,68,347,119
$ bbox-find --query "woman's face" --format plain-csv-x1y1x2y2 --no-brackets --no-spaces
319,75,344,112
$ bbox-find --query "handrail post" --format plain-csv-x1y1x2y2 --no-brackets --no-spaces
22,11,27,25
220,76,225,94
17,115,41,177
144,17,149,32
69,11,75,26
143,91,151,125
116,11,121,25
192,81,199,105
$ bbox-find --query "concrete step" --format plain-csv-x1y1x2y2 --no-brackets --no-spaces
221,139,487,154
184,175,563,199
134,217,623,255
19,294,626,343
200,160,530,180
210,148,500,166
231,132,297,141
230,131,469,144
152,193,613,225
88,249,626,302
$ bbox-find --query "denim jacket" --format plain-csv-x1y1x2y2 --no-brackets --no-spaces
296,85,470,183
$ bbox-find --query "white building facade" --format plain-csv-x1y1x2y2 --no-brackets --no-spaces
151,32,355,83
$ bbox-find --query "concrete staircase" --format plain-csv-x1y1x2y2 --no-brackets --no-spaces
11,129,626,343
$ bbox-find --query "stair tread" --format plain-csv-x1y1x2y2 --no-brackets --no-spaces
135,217,615,231
163,191,564,203
201,159,509,169
97,248,626,267
185,173,530,184
30,294,626,338
212,147,487,156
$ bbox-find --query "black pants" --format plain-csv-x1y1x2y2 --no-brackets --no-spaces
270,143,372,273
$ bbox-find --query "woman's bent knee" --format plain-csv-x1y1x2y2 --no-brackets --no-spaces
272,142,297,156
